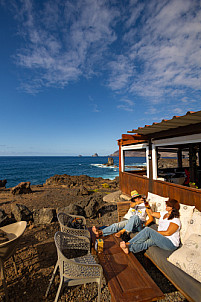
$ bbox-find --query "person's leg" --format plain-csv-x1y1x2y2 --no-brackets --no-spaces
102,220,128,236
124,215,142,233
115,215,143,237
92,226,103,237
124,227,177,254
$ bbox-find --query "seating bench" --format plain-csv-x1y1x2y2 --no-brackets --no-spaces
145,246,201,302
117,197,201,302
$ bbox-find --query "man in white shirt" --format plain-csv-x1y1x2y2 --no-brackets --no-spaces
92,190,153,238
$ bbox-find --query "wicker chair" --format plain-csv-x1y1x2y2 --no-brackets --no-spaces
45,232,102,302
57,212,91,239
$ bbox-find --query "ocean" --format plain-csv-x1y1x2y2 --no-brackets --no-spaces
0,156,146,188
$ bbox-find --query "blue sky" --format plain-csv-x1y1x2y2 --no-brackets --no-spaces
0,0,201,156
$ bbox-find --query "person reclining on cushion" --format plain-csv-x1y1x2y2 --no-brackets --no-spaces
120,199,181,254
92,190,153,238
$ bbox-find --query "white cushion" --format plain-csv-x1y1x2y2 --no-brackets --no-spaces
183,210,201,242
147,192,156,210
168,234,201,283
147,192,168,224
179,204,195,243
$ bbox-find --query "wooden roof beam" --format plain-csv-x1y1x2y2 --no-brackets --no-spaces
121,139,147,146
151,122,201,139
122,134,148,140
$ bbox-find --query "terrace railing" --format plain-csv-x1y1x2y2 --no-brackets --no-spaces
119,171,201,211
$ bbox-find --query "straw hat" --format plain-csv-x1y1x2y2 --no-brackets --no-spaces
131,190,141,199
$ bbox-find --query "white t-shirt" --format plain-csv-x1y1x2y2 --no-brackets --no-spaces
123,203,147,222
158,211,181,247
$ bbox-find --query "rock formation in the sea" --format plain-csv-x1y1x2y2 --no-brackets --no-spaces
106,157,114,166
92,153,98,157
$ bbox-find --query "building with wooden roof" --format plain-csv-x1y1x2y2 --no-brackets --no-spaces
118,110,201,210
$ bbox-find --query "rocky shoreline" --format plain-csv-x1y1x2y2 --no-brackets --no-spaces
0,174,187,302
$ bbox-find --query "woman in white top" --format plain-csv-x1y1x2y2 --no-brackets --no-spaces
120,199,181,254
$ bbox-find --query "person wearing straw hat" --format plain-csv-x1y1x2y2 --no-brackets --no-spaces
120,199,181,254
92,190,153,238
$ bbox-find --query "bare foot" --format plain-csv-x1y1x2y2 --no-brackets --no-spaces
115,229,126,238
120,241,129,254
92,226,102,238
120,241,126,248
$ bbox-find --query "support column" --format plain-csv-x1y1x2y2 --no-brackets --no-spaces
152,144,157,180
177,147,182,168
148,139,153,192
146,146,149,178
118,141,122,173
121,150,125,172
198,143,201,168
198,144,201,188
189,145,197,183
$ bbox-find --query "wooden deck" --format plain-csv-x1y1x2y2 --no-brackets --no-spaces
96,234,164,302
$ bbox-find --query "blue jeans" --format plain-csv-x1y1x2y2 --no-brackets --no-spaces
102,215,143,236
128,227,177,253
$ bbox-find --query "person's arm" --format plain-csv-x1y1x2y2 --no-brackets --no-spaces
158,222,179,236
146,208,161,219
144,208,153,226
130,200,141,208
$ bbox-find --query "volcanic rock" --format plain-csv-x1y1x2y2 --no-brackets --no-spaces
0,179,7,188
106,157,114,166
11,203,33,222
84,194,105,218
103,190,122,203
59,204,85,216
97,203,117,216
45,174,118,191
79,185,89,195
0,209,9,226
11,182,32,195
33,208,56,225
46,174,91,187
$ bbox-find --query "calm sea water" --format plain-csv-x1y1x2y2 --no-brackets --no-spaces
0,156,146,188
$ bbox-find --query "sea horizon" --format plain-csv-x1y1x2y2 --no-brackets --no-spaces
0,156,146,188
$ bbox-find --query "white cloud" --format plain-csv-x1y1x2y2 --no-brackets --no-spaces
144,107,158,115
89,95,100,112
107,55,135,91
117,98,135,112
4,0,201,115
108,0,201,109
11,0,118,92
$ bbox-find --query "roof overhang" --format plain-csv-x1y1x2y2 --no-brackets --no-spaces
128,111,201,136
118,134,147,146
